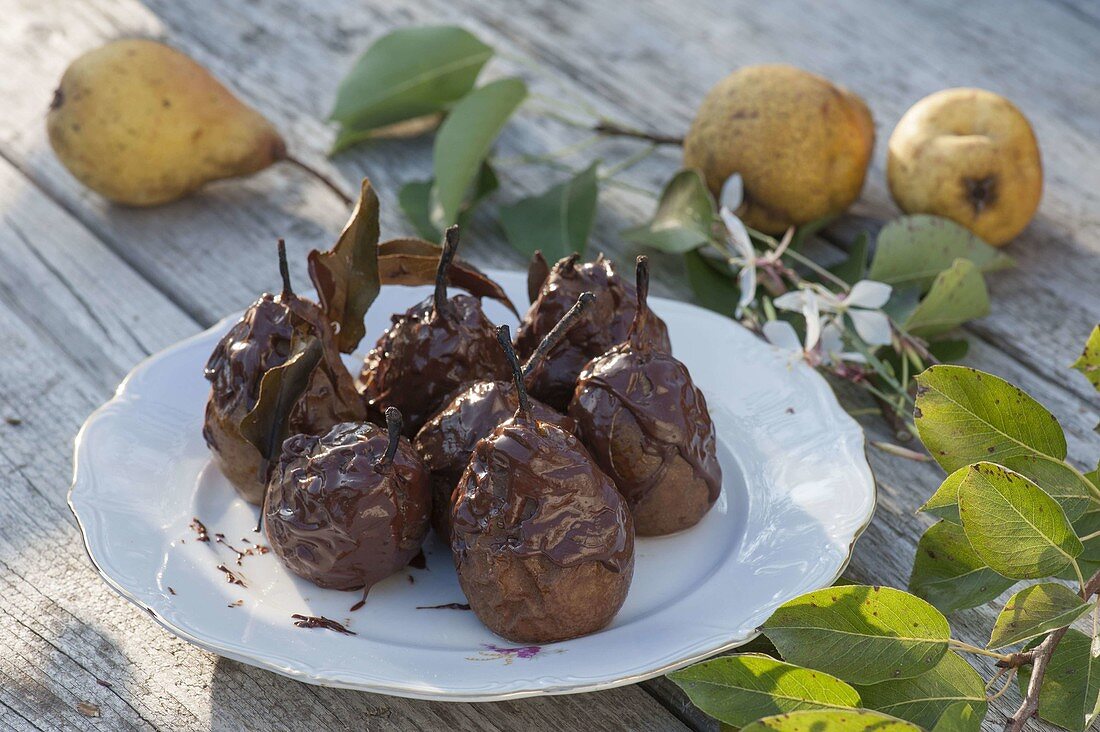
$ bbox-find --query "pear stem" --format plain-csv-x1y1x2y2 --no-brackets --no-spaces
497,325,531,418
592,120,684,146
434,226,460,318
277,239,293,298
558,252,581,273
283,154,353,207
375,407,403,469
522,291,595,378
629,255,651,340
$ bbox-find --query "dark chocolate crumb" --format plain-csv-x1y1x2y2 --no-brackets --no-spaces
291,614,356,635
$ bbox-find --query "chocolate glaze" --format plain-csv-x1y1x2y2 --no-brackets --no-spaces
414,380,576,539
214,533,269,566
216,565,247,586
451,413,634,643
265,422,431,591
189,518,210,542
416,603,471,610
358,293,511,435
203,290,366,505
516,254,671,410
569,259,721,536
291,614,356,635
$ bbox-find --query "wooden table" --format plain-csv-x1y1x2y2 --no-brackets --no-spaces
1,1,1097,729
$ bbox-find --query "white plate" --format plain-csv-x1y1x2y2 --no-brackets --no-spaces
70,270,875,702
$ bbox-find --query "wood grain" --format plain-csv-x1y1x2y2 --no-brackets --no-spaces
0,0,1097,729
0,158,684,730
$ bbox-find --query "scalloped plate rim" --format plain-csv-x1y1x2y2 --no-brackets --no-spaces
69,270,876,701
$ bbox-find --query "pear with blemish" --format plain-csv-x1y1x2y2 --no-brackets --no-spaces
47,39,286,206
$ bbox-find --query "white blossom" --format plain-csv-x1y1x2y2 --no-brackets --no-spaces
775,280,893,347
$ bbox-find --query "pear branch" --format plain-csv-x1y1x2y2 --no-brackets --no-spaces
592,119,684,146
1002,569,1100,731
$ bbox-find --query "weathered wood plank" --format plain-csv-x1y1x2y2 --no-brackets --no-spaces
0,0,1097,729
4,0,1095,399
0,158,687,730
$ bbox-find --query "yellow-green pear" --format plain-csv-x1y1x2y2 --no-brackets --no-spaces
887,88,1042,247
684,64,874,233
47,39,286,206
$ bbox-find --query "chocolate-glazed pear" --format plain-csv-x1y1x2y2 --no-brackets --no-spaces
203,241,366,505
414,293,594,540
569,257,721,536
516,253,671,410
451,325,634,643
265,408,430,592
359,226,510,435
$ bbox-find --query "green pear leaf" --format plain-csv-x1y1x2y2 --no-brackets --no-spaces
433,77,526,226
684,250,739,316
624,168,716,253
762,585,950,684
1061,510,1100,580
742,710,921,732
914,365,1069,472
1071,324,1100,392
854,652,987,729
908,520,1014,614
1018,629,1100,732
398,163,500,240
829,231,869,286
329,26,492,149
920,457,1094,526
667,654,860,728
919,467,967,524
397,179,437,240
904,259,989,337
930,701,983,732
957,462,1082,579
927,338,970,363
869,215,1012,292
500,162,599,260
307,178,381,353
988,583,1090,649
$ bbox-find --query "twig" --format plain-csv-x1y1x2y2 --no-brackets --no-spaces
592,119,684,146
1006,626,1068,732
283,154,353,206
1004,569,1100,731
987,668,1017,703
870,441,931,462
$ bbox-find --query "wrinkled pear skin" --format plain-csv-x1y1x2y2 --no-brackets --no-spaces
570,346,722,536
359,294,511,436
413,379,576,541
684,64,874,233
887,88,1042,247
451,418,634,643
516,256,670,411
203,293,365,505
47,39,285,206
265,422,431,591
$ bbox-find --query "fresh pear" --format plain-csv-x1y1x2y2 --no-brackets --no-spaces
47,39,286,206
887,88,1042,247
683,64,874,233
